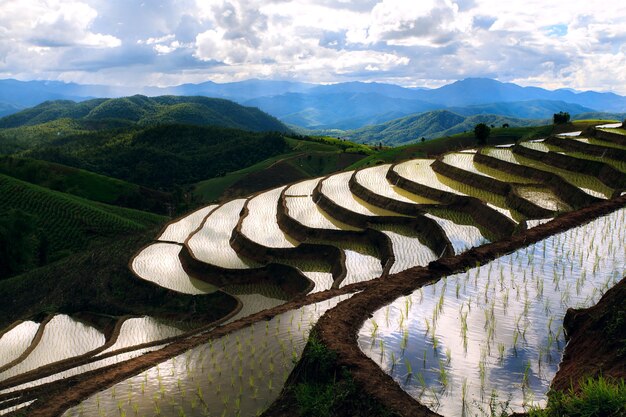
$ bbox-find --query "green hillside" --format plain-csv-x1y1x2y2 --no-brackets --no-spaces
0,95,288,132
345,110,542,145
193,136,373,202
0,173,165,279
20,124,291,189
0,156,170,213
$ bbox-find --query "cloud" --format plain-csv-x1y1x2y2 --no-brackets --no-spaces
0,0,625,94
0,0,121,49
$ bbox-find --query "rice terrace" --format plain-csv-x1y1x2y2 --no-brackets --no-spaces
2,1,626,416
1,117,625,416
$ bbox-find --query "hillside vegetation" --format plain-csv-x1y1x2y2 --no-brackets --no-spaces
344,109,544,145
0,173,165,279
0,156,171,213
18,124,290,189
0,95,288,132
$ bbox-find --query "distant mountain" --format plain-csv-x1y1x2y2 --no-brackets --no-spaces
344,110,541,145
415,78,626,112
2,77,626,129
159,79,316,101
572,112,626,122
0,102,23,118
447,100,594,119
0,79,127,109
245,92,437,130
0,95,288,132
308,81,424,100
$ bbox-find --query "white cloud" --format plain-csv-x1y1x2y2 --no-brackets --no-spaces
0,0,625,94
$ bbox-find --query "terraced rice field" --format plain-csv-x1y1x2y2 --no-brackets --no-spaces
187,199,259,269
355,164,437,205
482,147,613,198
320,171,403,217
4,127,626,417
131,242,218,294
358,208,625,416
158,205,217,243
62,296,352,417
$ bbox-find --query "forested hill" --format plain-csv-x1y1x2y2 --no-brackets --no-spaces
344,110,543,145
0,95,289,132
20,124,290,189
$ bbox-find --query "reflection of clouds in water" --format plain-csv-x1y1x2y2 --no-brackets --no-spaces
359,208,625,416
64,295,352,417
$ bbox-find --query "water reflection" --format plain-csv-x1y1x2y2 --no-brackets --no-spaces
359,208,625,416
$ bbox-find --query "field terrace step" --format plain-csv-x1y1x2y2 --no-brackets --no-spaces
181,199,315,297
280,180,447,285
546,135,626,158
157,204,217,243
0,322,40,374
510,143,616,198
0,317,183,397
350,164,438,217
516,142,626,191
314,172,455,273
539,137,626,174
131,242,220,295
0,315,105,385
478,147,605,205
280,179,386,286
389,159,517,239
435,153,558,219
594,127,626,146
230,186,344,292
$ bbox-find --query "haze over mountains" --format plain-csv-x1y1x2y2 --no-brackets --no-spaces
1,77,625,145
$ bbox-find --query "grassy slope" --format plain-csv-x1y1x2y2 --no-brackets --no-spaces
16,125,291,190
193,136,373,202
0,156,170,213
0,173,165,263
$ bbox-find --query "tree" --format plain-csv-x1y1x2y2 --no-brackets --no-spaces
474,123,491,145
502,123,509,128
0,210,41,279
553,111,571,124
421,137,426,143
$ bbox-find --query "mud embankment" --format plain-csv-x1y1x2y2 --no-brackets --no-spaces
513,143,626,191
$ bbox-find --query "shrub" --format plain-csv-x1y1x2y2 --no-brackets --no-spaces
529,376,626,417
553,111,571,124
474,123,491,145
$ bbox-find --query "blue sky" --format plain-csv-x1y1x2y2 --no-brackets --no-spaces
1,0,625,93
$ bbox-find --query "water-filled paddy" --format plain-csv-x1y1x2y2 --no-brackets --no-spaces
321,171,404,217
358,208,626,416
355,164,437,205
158,205,217,243
187,199,260,269
63,295,353,417
0,321,39,370
131,243,218,294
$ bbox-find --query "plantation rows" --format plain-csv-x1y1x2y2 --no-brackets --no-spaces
0,173,164,261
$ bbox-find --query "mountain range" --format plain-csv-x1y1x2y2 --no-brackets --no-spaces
2,78,625,126
1,77,625,147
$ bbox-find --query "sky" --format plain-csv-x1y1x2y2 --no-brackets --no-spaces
1,0,625,93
